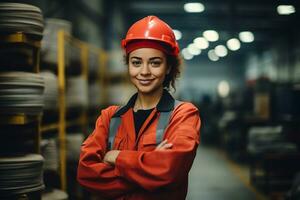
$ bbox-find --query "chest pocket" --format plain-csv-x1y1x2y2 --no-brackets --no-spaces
141,133,157,151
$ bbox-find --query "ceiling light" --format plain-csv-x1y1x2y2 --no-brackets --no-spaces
193,37,209,49
203,30,219,42
218,81,230,98
239,31,254,43
214,45,228,57
182,48,194,60
226,38,241,51
277,5,296,15
184,3,205,13
187,43,201,55
208,50,219,61
173,29,182,40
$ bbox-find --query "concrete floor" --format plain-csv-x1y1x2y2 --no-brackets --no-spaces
186,146,266,200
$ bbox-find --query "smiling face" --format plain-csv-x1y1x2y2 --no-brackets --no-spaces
128,48,170,95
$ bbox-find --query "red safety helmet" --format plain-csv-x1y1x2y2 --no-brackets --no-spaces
121,16,180,56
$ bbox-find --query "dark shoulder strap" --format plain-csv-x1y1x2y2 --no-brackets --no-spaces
155,100,183,145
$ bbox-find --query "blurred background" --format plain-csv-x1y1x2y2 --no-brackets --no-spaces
0,0,300,200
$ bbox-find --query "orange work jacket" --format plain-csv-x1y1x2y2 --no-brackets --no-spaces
77,90,201,200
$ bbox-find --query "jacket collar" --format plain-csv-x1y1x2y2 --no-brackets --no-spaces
113,89,175,117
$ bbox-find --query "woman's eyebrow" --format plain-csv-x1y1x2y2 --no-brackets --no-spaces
149,57,163,61
130,56,142,60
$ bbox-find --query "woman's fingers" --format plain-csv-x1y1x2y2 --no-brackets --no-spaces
163,143,173,149
156,139,168,149
155,139,173,150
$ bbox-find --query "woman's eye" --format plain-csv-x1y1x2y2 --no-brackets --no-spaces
132,61,141,66
150,61,161,67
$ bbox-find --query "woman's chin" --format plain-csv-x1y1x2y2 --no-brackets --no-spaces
135,85,162,95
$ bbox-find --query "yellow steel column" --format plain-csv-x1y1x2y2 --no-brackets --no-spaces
80,43,89,136
57,30,67,191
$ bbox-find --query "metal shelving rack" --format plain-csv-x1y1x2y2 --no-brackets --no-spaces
40,30,107,192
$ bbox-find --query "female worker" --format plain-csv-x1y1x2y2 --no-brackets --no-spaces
77,16,201,200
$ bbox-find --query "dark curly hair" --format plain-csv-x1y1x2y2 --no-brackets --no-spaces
124,54,181,91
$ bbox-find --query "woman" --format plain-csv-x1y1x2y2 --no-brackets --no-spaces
77,16,201,200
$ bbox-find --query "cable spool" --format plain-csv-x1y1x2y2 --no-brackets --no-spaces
0,3,44,69
0,3,44,40
66,76,88,109
40,71,58,111
88,51,98,78
42,189,68,200
0,72,44,115
66,133,83,163
88,82,101,108
41,18,72,67
0,154,44,197
41,139,59,172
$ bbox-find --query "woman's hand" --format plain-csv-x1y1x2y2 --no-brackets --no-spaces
103,139,172,165
103,150,121,165
155,139,173,151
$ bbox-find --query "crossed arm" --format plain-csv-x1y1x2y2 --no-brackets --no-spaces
77,104,200,199
103,139,173,165
77,136,175,199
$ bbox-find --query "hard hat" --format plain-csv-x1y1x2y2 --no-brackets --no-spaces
121,16,179,56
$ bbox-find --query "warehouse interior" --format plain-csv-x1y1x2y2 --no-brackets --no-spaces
0,0,300,199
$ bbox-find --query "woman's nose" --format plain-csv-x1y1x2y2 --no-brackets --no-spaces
140,64,151,75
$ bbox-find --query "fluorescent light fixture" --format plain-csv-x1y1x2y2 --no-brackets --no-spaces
208,50,219,61
226,38,241,51
203,30,219,42
184,2,205,13
239,31,254,43
214,45,228,57
182,48,194,60
193,37,209,49
187,43,201,55
218,81,230,98
277,5,296,15
173,29,182,40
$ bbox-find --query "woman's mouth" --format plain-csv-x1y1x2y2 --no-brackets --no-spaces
137,78,154,85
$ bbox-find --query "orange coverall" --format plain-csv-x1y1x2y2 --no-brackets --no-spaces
77,92,201,200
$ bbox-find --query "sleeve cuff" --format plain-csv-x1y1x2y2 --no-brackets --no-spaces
114,150,141,177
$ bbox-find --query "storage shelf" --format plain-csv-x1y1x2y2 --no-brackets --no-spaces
41,123,59,132
41,118,85,132
0,114,39,125
39,30,108,192
0,32,40,47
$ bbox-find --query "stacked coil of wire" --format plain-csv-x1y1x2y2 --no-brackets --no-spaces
0,154,44,197
41,139,59,172
0,72,45,115
42,189,68,200
66,76,88,109
41,18,72,67
0,3,45,199
40,71,58,111
0,3,44,70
